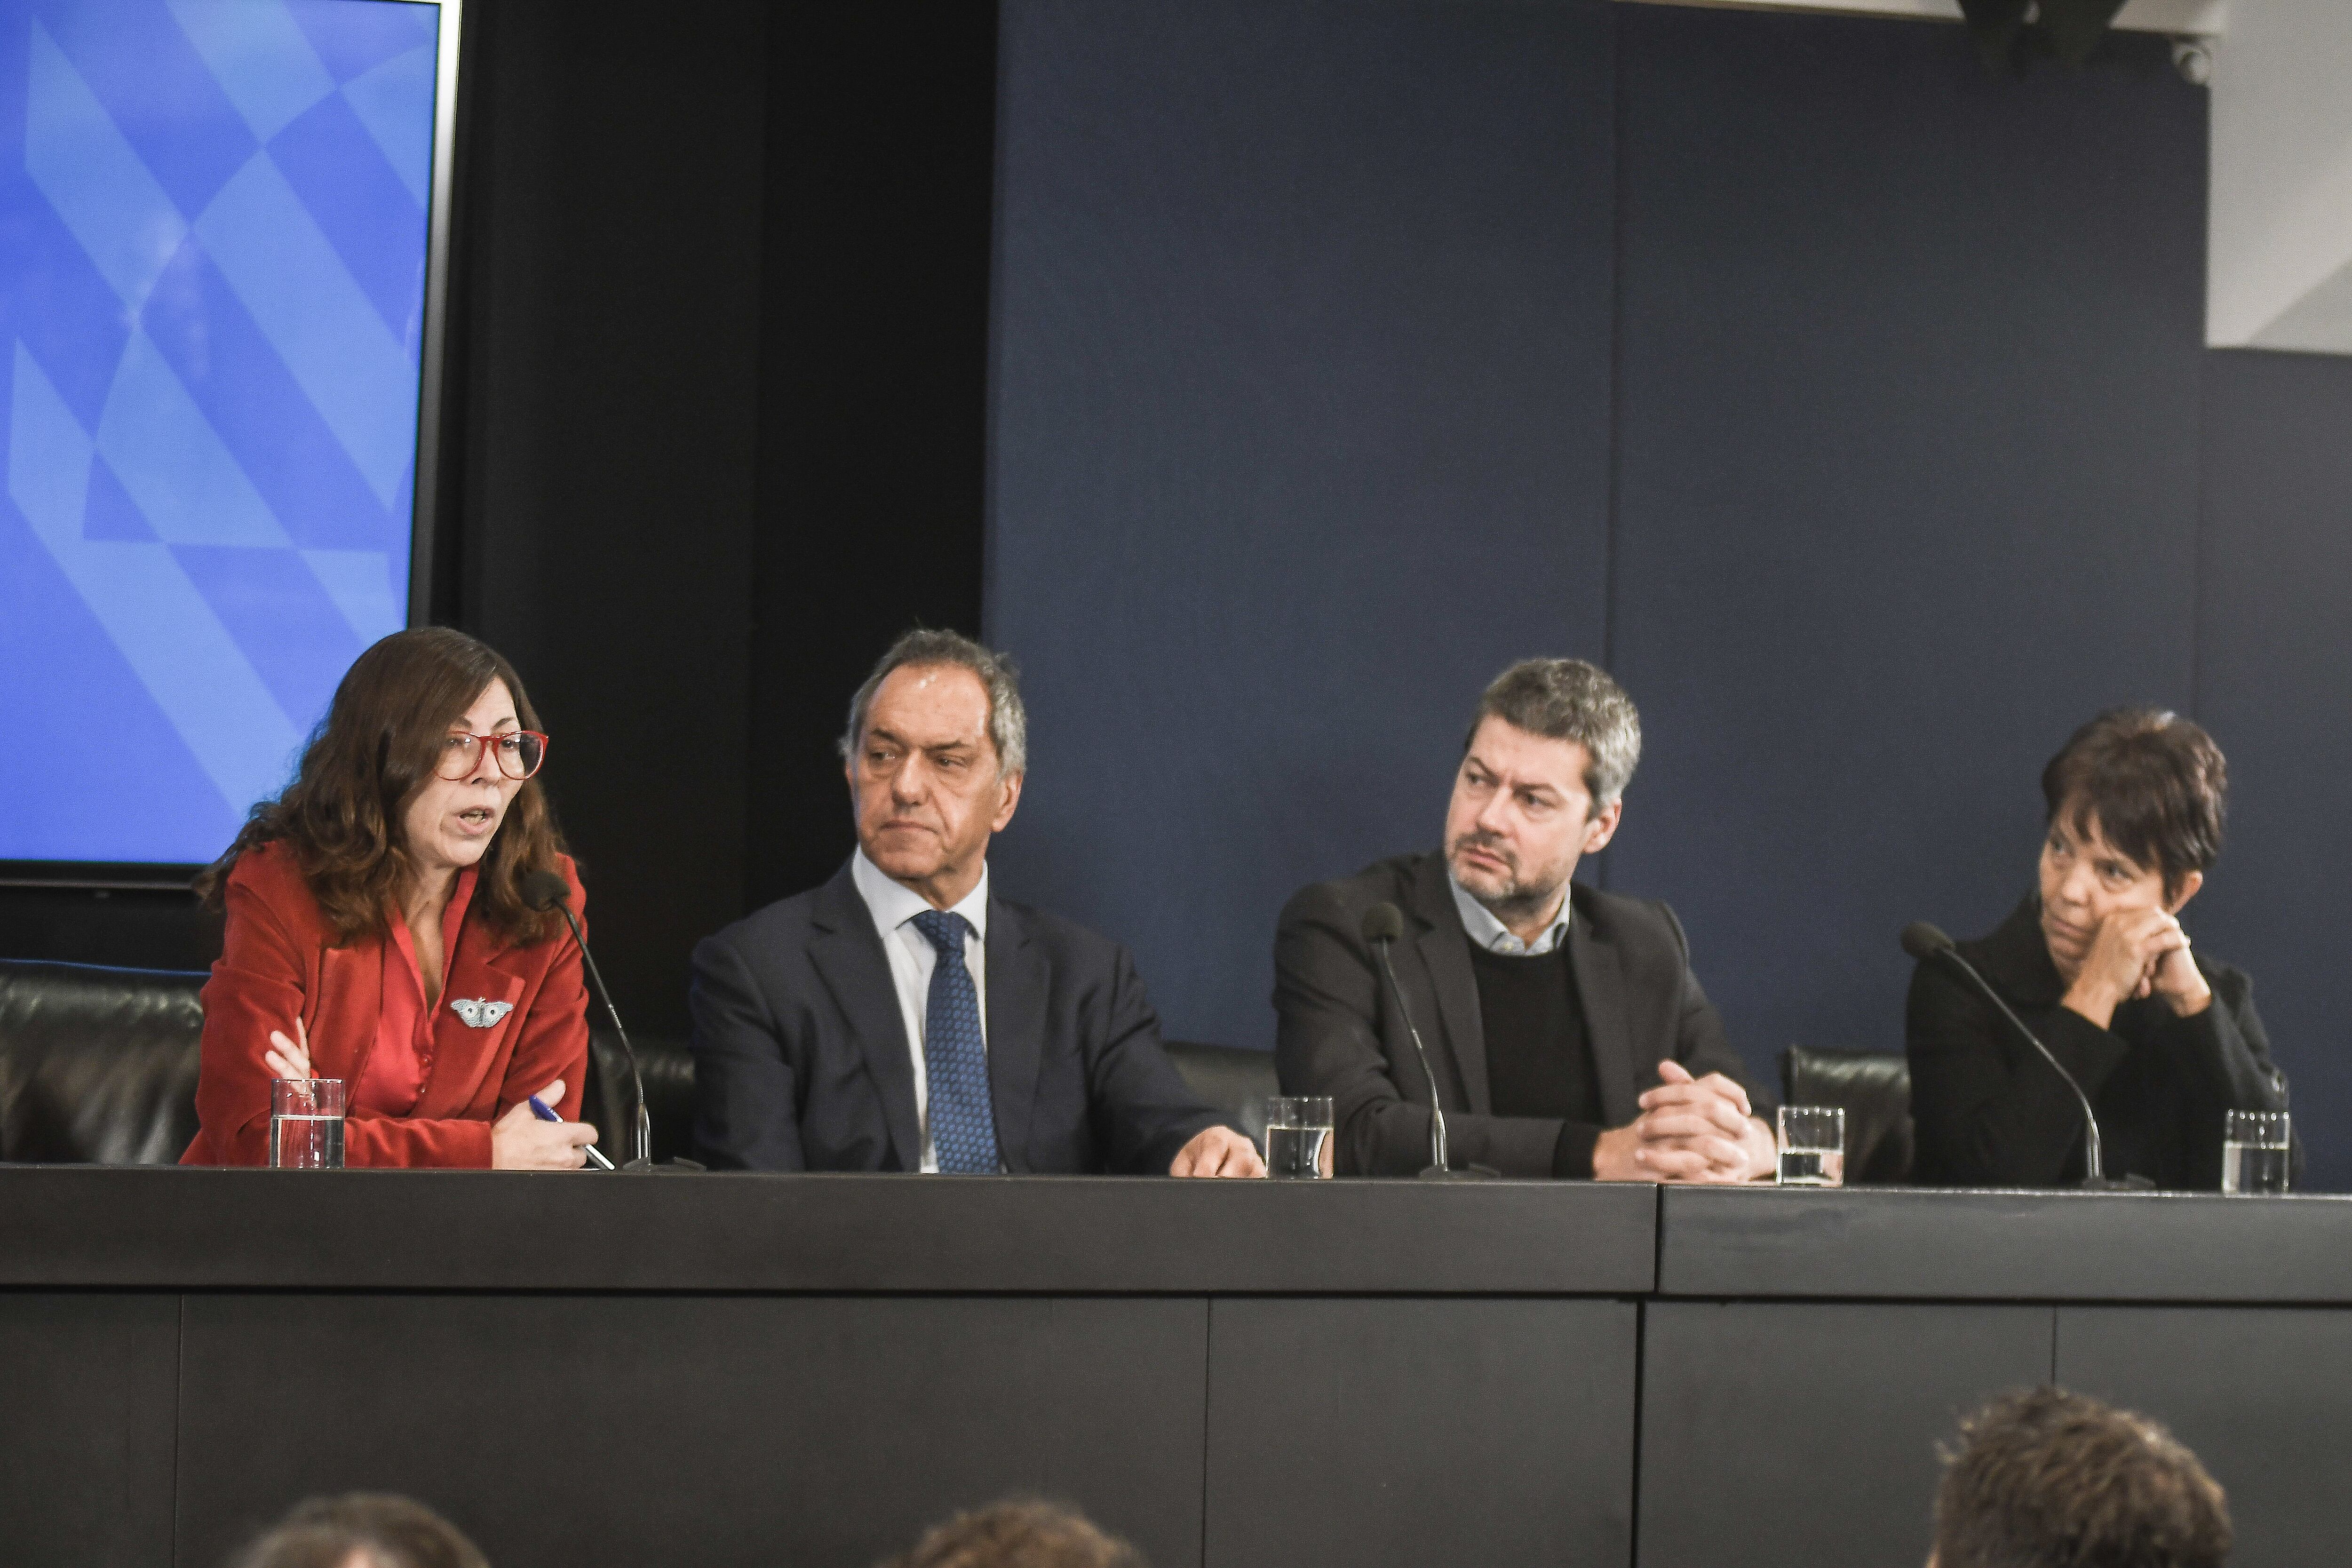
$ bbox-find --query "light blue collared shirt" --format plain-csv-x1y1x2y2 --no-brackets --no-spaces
1448,873,1572,957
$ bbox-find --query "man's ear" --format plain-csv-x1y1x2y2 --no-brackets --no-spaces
990,769,1025,833
1582,798,1623,855
2166,868,2205,915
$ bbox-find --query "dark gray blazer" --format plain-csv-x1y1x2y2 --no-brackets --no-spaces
689,860,1226,1174
1273,851,1769,1178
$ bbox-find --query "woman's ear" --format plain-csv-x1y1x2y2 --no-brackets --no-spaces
2166,868,2206,915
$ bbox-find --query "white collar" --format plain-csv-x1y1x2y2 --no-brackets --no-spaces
852,849,990,941
1447,871,1571,957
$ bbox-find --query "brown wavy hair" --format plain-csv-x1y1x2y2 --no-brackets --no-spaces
196,628,567,947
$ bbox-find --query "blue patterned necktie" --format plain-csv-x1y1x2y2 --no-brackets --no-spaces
910,909,999,1173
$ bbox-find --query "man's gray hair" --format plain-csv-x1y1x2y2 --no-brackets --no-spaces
839,628,1028,776
1466,658,1642,808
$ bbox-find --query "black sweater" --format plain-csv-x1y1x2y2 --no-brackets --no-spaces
1468,941,1603,1178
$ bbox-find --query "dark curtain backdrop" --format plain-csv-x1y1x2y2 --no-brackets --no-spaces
447,0,765,1042
437,0,998,1035
985,1,2352,1187
748,4,995,915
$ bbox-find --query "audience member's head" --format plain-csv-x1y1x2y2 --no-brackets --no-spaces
882,1498,1143,1568
1931,1387,2230,1568
226,1494,489,1568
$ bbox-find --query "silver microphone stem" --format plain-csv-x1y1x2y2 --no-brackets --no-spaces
555,901,651,1169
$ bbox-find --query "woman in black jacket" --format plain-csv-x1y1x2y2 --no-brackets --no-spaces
1907,708,2293,1189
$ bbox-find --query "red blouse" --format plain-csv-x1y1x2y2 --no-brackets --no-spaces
358,865,480,1116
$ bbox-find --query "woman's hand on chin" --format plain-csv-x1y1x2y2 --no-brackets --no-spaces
491,1080,600,1170
2061,908,2194,1029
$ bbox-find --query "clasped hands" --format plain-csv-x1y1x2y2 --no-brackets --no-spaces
1593,1059,1773,1183
260,1017,599,1170
2064,907,2211,1027
1169,1124,1266,1178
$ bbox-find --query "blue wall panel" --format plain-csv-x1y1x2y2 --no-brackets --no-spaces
2192,350,2352,1193
987,0,1619,1051
1606,11,2208,1083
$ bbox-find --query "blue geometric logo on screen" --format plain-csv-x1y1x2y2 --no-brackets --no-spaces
0,0,438,863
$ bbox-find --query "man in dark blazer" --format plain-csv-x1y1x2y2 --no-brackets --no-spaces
691,630,1261,1177
1275,659,1773,1180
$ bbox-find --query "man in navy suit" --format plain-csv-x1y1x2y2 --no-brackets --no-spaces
690,629,1262,1177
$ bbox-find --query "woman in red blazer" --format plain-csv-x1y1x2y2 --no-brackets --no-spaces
184,628,599,1169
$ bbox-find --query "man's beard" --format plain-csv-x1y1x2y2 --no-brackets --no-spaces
1446,832,1566,928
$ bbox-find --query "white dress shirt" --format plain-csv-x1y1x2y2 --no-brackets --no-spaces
850,848,991,1173
1448,872,1573,956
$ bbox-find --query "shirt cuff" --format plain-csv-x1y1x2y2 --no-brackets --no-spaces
1553,1121,1604,1180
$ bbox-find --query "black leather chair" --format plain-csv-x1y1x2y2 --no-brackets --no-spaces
1164,1039,1280,1126
1778,1044,1915,1185
0,957,206,1163
0,954,702,1169
580,1029,698,1166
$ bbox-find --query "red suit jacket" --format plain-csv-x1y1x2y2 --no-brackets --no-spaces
183,841,591,1168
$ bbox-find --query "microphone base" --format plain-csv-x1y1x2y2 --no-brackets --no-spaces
1418,1164,1501,1181
2077,1173,2156,1192
620,1158,707,1174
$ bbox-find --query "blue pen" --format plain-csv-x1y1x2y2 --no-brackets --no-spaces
530,1093,615,1170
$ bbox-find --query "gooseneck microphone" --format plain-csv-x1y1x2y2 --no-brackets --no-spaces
1362,902,1496,1182
523,869,692,1173
1900,921,2145,1192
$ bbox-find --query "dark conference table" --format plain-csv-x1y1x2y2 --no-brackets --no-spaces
3,1170,2347,1568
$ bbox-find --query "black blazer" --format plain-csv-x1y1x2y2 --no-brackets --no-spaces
1906,894,2294,1190
689,862,1226,1174
1273,851,1769,1178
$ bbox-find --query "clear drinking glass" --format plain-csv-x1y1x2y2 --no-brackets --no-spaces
270,1078,346,1169
2221,1110,2291,1195
1264,1095,1334,1179
1776,1104,1844,1187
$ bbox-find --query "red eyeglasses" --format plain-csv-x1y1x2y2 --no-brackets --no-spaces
433,731,549,781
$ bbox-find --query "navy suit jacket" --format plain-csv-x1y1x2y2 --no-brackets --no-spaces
689,861,1227,1173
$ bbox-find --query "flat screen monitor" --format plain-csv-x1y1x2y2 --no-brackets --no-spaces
0,0,458,880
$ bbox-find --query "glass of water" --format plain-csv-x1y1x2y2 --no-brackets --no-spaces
1776,1104,1844,1187
2221,1110,2290,1195
271,1078,346,1170
1264,1096,1333,1179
